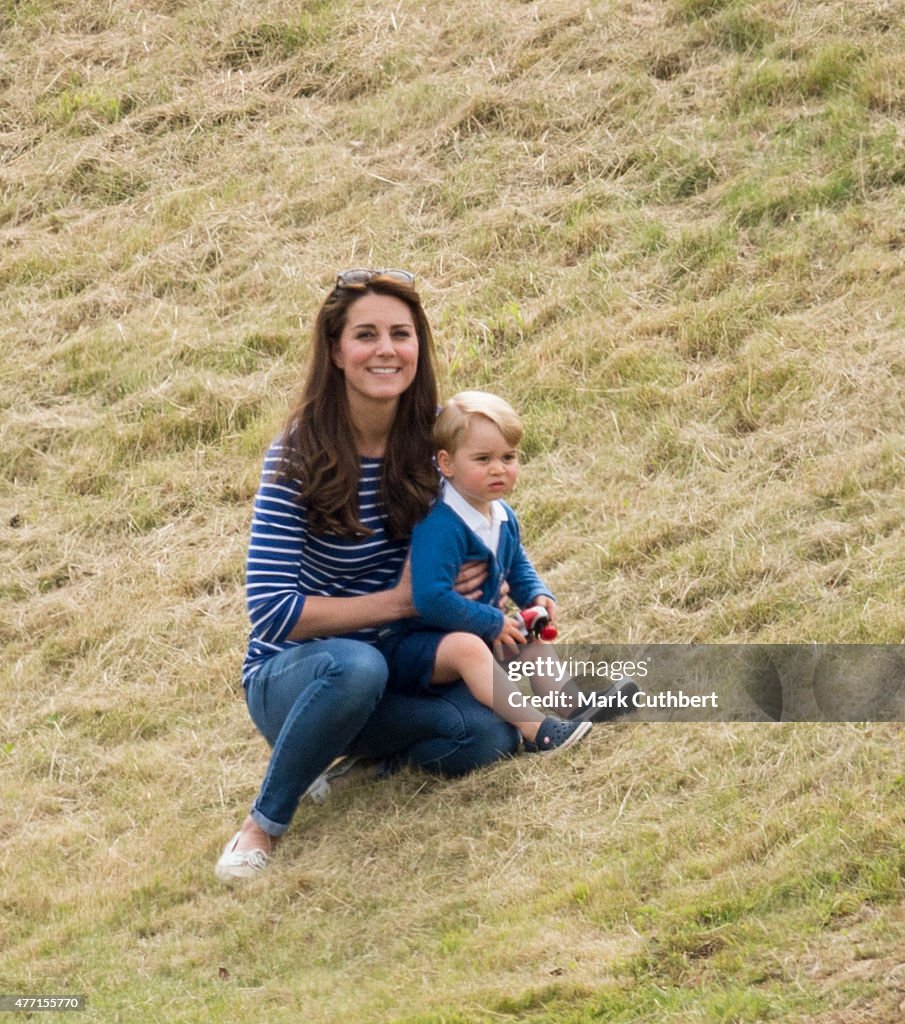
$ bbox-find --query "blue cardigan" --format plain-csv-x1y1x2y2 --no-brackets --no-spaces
408,498,553,645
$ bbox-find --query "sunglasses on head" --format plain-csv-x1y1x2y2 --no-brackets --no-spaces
335,268,415,289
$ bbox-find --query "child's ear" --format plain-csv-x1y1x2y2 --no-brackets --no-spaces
437,450,454,478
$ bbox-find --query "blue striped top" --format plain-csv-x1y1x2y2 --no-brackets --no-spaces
242,440,409,684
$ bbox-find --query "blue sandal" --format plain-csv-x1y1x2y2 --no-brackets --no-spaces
524,716,592,754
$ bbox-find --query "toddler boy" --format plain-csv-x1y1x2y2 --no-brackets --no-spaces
380,391,591,752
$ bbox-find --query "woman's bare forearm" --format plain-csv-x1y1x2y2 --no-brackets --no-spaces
284,558,490,642
285,585,413,642
285,592,411,642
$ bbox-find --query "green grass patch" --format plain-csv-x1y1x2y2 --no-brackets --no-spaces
220,1,339,67
726,169,857,227
37,86,135,132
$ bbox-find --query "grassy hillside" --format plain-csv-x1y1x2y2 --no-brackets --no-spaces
1,1,903,1021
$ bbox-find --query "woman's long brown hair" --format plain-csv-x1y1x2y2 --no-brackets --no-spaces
277,276,440,540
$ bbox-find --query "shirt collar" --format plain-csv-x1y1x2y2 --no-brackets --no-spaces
441,480,508,535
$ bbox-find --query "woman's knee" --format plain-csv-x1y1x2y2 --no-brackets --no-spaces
249,641,387,737
467,715,520,767
436,688,520,775
325,640,389,710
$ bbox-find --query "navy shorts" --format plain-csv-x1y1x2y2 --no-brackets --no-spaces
378,627,448,696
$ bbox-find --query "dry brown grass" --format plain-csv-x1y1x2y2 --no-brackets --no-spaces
2,0,904,1020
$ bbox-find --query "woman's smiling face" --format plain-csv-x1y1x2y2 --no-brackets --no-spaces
332,292,419,407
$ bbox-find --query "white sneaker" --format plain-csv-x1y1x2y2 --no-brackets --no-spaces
215,831,270,883
305,756,370,803
304,772,332,804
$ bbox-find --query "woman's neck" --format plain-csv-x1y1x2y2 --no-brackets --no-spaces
348,395,398,458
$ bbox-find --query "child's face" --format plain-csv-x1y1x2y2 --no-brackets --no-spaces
437,416,520,512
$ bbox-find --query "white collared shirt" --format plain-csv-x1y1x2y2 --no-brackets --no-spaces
441,481,508,556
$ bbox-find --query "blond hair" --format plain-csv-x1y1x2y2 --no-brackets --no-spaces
433,390,523,454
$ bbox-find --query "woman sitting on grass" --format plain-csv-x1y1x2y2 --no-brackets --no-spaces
216,270,522,882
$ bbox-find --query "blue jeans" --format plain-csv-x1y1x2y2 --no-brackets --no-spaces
347,679,520,774
245,639,519,836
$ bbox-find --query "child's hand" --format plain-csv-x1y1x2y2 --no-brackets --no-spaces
528,595,558,625
494,616,528,647
492,615,528,664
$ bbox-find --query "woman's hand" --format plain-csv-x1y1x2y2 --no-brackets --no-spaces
453,560,489,601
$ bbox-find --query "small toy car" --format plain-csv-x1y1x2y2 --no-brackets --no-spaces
515,605,558,642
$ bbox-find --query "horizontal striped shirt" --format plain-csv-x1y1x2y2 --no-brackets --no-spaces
242,440,409,684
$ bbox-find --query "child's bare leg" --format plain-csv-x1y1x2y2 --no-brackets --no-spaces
432,632,544,742
516,639,579,703
513,639,639,723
